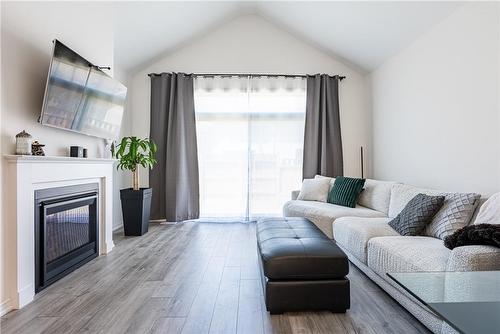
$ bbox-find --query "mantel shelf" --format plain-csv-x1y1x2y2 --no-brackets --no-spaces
4,155,117,164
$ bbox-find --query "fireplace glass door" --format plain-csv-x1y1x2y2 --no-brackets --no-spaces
35,183,98,291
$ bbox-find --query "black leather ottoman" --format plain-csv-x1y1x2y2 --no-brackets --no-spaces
256,217,350,314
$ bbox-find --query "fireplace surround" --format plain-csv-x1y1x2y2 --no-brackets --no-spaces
3,155,115,314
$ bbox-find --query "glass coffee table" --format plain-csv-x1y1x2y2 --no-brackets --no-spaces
388,271,500,334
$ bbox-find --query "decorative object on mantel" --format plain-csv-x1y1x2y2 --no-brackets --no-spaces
31,141,45,156
15,130,33,155
112,136,157,236
103,139,113,159
70,146,85,158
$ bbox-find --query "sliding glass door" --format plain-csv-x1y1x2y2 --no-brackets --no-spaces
194,75,306,220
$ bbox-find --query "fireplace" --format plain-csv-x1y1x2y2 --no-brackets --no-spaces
4,155,114,311
35,183,99,292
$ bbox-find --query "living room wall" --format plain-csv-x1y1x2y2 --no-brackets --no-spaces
0,1,131,314
128,14,372,187
370,2,500,195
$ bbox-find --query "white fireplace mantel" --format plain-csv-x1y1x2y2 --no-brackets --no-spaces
4,155,116,164
4,155,116,311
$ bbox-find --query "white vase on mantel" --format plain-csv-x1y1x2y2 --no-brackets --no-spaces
103,139,113,159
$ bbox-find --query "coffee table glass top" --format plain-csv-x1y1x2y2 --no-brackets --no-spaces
388,271,500,334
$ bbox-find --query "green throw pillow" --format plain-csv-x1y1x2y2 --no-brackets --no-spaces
328,177,366,208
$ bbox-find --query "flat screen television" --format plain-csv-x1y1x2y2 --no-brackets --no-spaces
39,40,127,140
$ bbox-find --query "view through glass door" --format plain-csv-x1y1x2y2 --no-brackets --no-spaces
194,75,306,220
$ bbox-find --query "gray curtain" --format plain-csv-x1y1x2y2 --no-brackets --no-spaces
303,74,343,179
149,73,199,222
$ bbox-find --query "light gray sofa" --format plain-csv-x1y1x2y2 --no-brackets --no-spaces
283,178,500,334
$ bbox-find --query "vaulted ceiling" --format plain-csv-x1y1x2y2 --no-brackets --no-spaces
114,1,463,73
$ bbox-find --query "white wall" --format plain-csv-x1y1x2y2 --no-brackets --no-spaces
371,2,500,195
0,1,129,313
111,66,132,231
129,15,372,186
1,2,115,158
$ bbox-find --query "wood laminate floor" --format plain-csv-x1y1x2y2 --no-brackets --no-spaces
1,222,430,334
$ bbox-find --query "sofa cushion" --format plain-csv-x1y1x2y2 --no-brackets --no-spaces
446,245,500,271
297,178,331,202
474,192,500,225
333,217,398,264
327,177,366,208
425,192,480,239
358,179,397,215
388,184,440,218
388,194,445,236
314,174,335,192
367,236,450,276
283,200,386,238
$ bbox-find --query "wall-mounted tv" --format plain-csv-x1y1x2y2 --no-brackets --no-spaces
39,40,127,140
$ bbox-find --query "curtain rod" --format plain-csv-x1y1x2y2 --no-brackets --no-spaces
148,72,346,81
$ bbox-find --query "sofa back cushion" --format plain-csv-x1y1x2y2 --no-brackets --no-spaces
470,197,487,223
473,193,500,225
388,184,440,218
357,179,397,214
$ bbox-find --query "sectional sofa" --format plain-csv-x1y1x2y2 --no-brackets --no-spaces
283,178,500,334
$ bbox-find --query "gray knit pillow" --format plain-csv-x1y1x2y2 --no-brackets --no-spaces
425,193,480,239
389,194,445,236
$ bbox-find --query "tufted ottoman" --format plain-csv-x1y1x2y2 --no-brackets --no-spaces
256,217,350,314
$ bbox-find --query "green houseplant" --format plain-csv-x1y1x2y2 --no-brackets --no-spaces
112,137,157,236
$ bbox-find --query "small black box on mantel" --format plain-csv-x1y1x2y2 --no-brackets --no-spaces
70,146,84,158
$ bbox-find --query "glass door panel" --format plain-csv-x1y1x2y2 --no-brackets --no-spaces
248,77,306,217
195,78,249,218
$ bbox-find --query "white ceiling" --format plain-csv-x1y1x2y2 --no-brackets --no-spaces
114,1,463,73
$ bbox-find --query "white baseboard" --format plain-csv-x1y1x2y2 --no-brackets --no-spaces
103,240,115,254
150,219,176,225
113,224,123,232
17,284,35,308
0,299,12,316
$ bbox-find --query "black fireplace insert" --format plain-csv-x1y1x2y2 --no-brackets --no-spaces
35,183,99,292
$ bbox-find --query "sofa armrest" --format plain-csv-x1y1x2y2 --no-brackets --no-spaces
291,190,300,200
446,245,500,271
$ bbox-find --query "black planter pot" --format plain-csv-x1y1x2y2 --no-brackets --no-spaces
120,188,153,236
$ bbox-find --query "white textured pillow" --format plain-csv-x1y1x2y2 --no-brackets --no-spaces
314,174,335,192
297,178,331,202
474,192,500,225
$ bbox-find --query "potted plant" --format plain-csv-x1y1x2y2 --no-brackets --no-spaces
112,136,157,236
